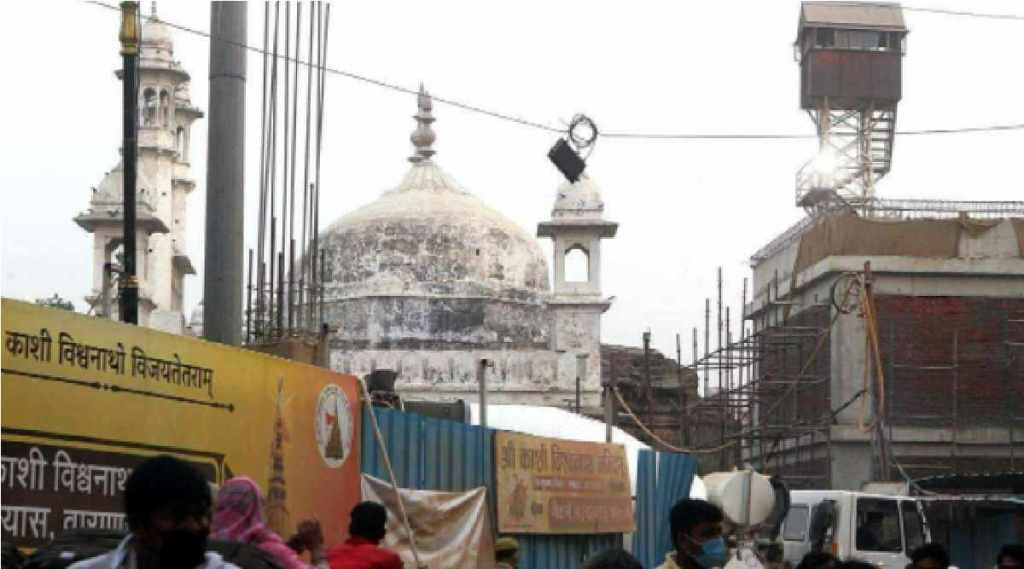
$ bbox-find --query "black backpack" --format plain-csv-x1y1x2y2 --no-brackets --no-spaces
22,530,283,569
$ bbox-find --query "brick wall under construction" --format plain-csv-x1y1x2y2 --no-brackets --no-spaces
752,296,1024,485
876,295,1024,477
877,295,1024,428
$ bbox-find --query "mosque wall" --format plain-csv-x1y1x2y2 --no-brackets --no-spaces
325,296,549,350
329,346,603,408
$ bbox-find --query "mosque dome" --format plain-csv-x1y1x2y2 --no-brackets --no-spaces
552,176,606,219
141,15,173,50
321,162,550,300
319,87,550,349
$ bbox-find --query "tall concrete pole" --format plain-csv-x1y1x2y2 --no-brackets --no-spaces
204,2,247,345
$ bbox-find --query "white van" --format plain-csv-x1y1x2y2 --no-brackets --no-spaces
780,491,930,569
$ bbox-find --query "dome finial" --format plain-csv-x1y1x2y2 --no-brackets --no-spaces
151,1,157,18
409,84,436,164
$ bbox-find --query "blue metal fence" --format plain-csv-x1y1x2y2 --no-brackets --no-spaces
361,407,622,569
633,449,699,568
362,406,493,491
633,451,659,567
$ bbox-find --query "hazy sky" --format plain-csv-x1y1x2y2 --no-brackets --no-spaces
2,0,1022,360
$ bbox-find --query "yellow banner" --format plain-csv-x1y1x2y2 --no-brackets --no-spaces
495,431,635,534
1,299,362,549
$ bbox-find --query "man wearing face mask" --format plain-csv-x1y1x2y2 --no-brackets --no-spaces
71,455,239,569
657,499,728,569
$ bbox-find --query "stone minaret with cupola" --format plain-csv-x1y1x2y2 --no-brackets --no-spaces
75,7,202,333
538,174,618,406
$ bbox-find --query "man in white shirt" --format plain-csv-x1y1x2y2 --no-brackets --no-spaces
70,456,239,569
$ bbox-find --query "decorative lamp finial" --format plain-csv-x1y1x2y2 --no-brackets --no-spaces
409,83,436,164
119,1,140,56
151,1,157,18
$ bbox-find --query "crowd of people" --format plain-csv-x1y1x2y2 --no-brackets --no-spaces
58,456,404,569
8,455,1023,569
566,496,1024,569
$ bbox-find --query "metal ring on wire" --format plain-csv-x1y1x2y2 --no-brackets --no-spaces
567,114,599,159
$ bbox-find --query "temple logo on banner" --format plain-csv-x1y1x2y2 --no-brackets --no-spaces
495,431,635,534
315,384,354,468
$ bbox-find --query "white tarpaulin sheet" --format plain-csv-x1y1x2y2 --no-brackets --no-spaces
361,474,495,569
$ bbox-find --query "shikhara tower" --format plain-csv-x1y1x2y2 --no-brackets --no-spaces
75,8,202,333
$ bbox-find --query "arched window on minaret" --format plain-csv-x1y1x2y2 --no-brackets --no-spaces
176,127,185,158
142,88,157,126
564,245,590,283
159,90,171,127
107,239,123,269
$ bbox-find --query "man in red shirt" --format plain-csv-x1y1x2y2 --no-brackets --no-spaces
327,502,404,569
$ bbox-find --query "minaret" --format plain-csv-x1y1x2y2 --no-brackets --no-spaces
538,174,618,408
75,9,202,332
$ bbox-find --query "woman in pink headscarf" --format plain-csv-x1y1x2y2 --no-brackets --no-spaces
212,477,326,569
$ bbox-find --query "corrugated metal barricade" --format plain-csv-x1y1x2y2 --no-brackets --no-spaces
633,450,699,569
362,406,492,492
361,407,619,569
923,499,1024,569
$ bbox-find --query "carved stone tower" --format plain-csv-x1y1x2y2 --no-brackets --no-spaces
538,175,618,408
75,8,203,333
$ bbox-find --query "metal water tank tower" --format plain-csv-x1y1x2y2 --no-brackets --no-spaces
794,2,908,211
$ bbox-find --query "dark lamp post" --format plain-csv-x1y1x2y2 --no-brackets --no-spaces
119,1,140,324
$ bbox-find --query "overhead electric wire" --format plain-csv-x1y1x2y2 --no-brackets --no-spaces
902,5,1024,21
85,0,1024,141
80,1,564,134
897,123,1024,135
603,123,1024,140
602,131,817,140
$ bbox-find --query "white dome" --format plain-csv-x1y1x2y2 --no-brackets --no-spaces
319,86,552,349
320,160,550,301
141,17,173,49
552,176,606,219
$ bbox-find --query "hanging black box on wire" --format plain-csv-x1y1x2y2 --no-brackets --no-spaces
548,138,586,183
